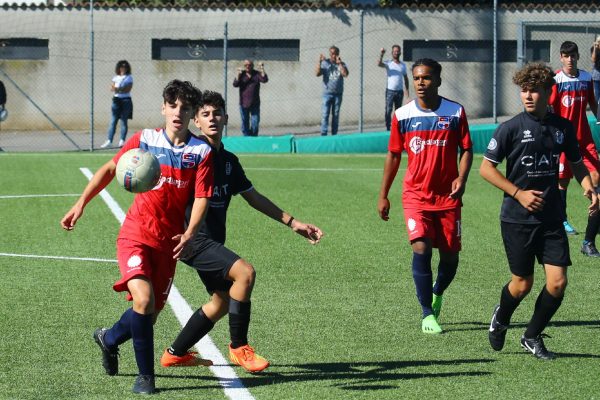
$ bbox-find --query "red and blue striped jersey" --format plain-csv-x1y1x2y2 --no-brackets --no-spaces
389,97,472,210
550,69,596,145
113,128,214,251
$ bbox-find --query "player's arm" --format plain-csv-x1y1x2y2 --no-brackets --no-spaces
315,56,324,77
479,158,545,213
241,188,323,244
571,159,599,216
60,159,117,231
377,48,386,68
449,148,473,199
378,150,402,221
173,197,210,259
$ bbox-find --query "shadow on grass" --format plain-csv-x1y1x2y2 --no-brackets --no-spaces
143,358,494,392
443,319,600,332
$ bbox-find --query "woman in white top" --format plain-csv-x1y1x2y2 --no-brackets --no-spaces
101,60,133,148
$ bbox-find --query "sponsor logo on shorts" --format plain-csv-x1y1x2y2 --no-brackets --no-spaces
127,255,142,271
408,218,417,232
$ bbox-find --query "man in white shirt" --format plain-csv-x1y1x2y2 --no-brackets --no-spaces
378,45,409,131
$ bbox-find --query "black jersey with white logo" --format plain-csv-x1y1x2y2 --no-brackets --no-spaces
484,111,581,224
187,144,253,245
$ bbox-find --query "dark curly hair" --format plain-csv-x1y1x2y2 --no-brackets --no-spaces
512,62,555,91
162,80,202,109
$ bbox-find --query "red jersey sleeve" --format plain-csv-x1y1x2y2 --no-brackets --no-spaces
388,112,404,153
548,83,559,112
194,150,214,198
458,110,473,150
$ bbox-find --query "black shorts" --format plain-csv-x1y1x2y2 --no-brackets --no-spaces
179,237,240,294
501,221,571,277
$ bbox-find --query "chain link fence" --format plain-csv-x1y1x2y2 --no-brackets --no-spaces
0,7,599,151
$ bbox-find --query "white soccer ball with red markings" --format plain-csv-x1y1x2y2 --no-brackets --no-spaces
115,148,161,193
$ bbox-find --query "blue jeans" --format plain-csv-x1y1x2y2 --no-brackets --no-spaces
107,97,132,142
385,89,404,131
240,104,260,136
320,93,343,136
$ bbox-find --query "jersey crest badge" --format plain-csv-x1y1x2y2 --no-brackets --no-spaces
555,130,564,144
487,138,497,151
182,153,197,169
437,116,450,130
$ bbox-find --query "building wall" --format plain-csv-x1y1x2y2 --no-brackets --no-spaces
0,7,598,133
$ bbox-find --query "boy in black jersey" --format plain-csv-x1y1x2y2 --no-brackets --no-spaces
160,91,324,372
480,62,598,360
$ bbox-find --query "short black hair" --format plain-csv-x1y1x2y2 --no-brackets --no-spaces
560,41,579,55
412,58,442,78
162,80,202,109
200,90,226,112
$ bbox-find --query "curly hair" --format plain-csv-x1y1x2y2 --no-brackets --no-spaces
512,62,555,91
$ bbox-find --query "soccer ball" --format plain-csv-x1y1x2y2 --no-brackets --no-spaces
115,148,161,193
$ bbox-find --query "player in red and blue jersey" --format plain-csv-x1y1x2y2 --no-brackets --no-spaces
549,41,600,256
378,58,473,334
61,80,214,395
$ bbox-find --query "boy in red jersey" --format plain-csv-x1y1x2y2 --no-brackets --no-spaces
378,58,473,334
61,80,214,394
549,41,600,256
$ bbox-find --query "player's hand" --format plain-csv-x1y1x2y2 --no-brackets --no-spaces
172,232,193,260
60,205,84,231
380,48,386,55
291,221,324,244
515,189,545,213
584,188,599,216
378,197,391,221
449,176,466,199
319,53,325,62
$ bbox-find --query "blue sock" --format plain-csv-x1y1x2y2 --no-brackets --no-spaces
131,311,154,376
433,259,459,296
412,252,433,318
104,308,133,349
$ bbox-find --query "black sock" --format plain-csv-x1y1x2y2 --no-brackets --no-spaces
585,214,600,244
411,252,433,317
170,308,215,356
432,259,458,296
496,283,524,326
559,188,568,220
131,311,154,376
104,308,133,349
229,299,251,349
524,286,563,339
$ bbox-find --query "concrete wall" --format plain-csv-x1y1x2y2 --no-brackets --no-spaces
0,7,598,134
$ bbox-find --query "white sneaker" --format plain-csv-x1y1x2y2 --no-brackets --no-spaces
100,140,112,148
118,139,125,147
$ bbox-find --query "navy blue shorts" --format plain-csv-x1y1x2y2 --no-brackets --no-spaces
500,221,571,277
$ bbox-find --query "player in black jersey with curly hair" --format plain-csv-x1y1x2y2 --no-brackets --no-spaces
480,62,598,360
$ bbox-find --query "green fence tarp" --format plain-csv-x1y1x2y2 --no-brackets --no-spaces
294,132,390,153
221,134,294,153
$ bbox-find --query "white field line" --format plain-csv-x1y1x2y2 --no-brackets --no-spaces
79,168,254,400
0,252,116,263
0,193,80,199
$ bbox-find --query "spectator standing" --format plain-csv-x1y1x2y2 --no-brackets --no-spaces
233,59,268,136
378,45,409,131
316,46,348,136
102,60,133,148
